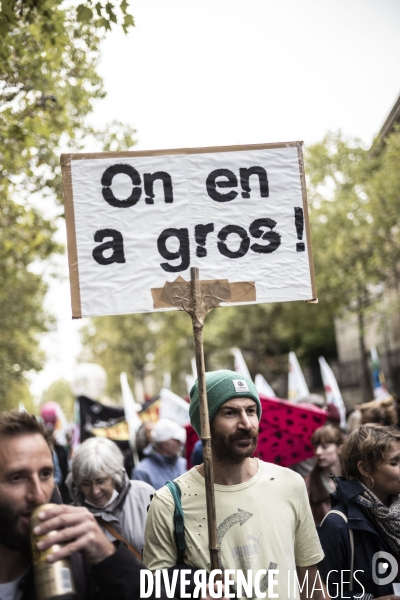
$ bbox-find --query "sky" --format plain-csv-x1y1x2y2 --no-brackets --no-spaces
29,0,400,400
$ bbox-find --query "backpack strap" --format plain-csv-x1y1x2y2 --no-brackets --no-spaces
96,517,142,561
320,509,354,593
165,480,186,564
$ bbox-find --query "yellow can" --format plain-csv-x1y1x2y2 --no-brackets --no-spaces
30,504,76,600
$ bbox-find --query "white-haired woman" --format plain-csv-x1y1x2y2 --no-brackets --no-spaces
69,437,155,555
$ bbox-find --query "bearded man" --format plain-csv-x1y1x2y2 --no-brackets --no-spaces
0,410,164,600
143,370,326,599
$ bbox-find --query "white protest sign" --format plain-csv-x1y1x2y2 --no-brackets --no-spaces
61,142,316,318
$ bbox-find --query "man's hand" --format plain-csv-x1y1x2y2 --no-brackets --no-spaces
33,504,116,564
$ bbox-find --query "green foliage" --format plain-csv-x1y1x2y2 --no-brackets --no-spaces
41,379,75,420
4,379,36,413
365,126,400,290
0,197,59,409
0,0,134,42
81,311,194,399
0,0,136,410
304,130,400,399
81,301,335,399
306,132,379,311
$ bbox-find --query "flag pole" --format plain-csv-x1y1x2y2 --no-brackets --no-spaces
189,267,221,572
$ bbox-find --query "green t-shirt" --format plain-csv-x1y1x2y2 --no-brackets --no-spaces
143,458,324,598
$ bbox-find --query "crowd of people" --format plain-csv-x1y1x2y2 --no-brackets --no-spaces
1,369,400,599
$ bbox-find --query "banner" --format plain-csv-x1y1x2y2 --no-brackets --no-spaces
61,142,316,318
185,396,327,468
256,395,327,466
139,396,161,423
78,395,129,442
120,372,142,464
77,394,134,472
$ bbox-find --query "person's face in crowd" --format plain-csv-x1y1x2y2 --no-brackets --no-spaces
360,441,400,505
80,475,115,507
211,397,259,464
156,438,183,458
0,433,54,554
314,442,340,469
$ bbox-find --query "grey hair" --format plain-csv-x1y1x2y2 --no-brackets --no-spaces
71,437,124,488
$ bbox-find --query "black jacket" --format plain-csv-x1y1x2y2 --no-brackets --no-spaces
317,477,399,600
18,542,159,600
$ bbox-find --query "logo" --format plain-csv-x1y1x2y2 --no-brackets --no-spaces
233,379,250,393
372,551,398,585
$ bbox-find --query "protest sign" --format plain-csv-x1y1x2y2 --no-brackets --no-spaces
61,142,316,318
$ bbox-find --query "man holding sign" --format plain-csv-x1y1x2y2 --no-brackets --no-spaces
61,141,320,597
143,370,326,599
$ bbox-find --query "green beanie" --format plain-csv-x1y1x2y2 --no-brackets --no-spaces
189,369,261,436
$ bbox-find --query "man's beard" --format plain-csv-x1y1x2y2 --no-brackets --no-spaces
211,426,258,464
0,500,32,555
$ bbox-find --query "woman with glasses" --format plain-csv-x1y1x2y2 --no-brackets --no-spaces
318,424,400,600
69,437,155,556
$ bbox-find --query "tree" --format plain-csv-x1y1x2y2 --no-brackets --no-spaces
41,379,75,421
0,0,136,410
305,132,383,400
0,0,134,42
366,126,400,292
81,314,162,400
0,197,60,408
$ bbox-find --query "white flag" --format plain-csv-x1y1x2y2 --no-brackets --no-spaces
120,372,142,465
159,388,190,427
255,374,276,397
231,347,252,381
185,374,195,395
318,357,347,429
120,373,143,426
288,351,309,402
191,357,197,379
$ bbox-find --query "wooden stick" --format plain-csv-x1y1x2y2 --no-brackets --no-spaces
190,267,221,572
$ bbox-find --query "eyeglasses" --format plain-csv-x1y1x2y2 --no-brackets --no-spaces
80,476,112,491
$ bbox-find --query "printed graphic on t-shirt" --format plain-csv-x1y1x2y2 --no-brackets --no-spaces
218,508,277,597
232,533,263,568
